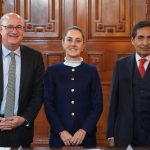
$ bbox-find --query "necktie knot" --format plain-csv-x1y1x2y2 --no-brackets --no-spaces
139,58,147,65
138,58,147,78
9,52,15,60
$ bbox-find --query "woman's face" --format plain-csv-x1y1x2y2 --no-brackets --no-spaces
62,29,84,61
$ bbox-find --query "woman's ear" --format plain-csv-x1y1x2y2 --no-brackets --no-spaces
62,40,64,49
82,42,85,52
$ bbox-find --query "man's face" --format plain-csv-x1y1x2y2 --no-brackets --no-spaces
0,14,24,50
132,26,150,57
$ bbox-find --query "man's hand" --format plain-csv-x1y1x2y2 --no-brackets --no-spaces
59,130,73,146
71,129,86,146
0,116,25,131
108,137,115,146
0,117,12,131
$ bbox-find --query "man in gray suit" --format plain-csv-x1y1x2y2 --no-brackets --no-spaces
0,13,44,146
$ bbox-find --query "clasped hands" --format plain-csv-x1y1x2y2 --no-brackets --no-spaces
0,116,25,131
60,129,86,146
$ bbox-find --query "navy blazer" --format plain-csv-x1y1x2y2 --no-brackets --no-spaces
44,62,103,147
0,45,45,146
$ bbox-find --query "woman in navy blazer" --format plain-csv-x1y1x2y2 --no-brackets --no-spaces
44,26,103,147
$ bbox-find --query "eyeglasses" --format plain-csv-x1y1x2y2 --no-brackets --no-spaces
1,25,24,31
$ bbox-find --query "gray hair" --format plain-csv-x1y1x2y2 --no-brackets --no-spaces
0,13,24,26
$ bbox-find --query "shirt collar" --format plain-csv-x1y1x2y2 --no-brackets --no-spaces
135,53,150,62
2,44,21,57
64,57,83,67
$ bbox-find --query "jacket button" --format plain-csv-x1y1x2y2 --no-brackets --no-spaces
71,112,75,116
71,100,75,104
71,77,75,80
72,68,75,72
71,89,74,92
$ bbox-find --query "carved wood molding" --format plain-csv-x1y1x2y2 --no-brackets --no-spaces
88,0,131,39
24,0,55,32
2,0,62,40
42,50,64,68
147,0,150,20
95,0,126,32
87,51,105,72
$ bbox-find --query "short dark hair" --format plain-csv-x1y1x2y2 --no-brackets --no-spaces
131,20,150,39
63,26,84,41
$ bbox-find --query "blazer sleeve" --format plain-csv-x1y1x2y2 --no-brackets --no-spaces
44,67,65,134
81,66,103,134
21,51,45,124
107,61,119,138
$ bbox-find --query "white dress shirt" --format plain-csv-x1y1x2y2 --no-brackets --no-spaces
0,44,21,115
136,53,150,70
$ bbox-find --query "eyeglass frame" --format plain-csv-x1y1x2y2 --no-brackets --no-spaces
1,25,25,31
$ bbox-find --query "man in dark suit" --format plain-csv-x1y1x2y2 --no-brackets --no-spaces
107,20,150,147
0,13,44,146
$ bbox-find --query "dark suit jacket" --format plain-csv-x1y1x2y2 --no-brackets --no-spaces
44,62,103,147
107,55,135,146
0,45,45,146
107,54,150,146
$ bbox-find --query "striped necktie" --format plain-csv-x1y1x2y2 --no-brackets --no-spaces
4,52,16,117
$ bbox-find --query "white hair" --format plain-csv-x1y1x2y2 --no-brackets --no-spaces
0,13,24,26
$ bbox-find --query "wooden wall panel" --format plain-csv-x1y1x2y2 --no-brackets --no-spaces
23,0,62,40
88,0,131,39
0,0,148,146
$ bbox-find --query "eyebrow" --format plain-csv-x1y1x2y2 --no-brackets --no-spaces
137,35,150,37
66,37,82,39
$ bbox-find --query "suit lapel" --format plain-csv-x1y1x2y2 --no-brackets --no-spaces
127,55,135,81
0,46,3,103
126,55,135,112
145,60,150,76
18,46,28,106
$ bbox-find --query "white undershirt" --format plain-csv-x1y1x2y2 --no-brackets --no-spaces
64,57,83,67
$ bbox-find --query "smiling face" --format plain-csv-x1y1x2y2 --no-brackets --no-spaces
132,26,150,57
62,29,85,61
0,13,24,51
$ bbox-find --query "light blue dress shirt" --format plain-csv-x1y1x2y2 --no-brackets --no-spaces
0,44,21,115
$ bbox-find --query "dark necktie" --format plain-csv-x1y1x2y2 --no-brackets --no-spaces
138,58,147,78
4,52,16,117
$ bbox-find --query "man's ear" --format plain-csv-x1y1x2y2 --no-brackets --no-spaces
0,26,2,33
131,37,134,45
